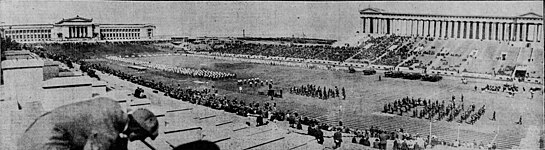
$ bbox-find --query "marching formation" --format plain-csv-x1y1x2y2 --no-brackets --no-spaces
237,78,274,88
383,96,487,124
107,56,236,80
289,84,346,100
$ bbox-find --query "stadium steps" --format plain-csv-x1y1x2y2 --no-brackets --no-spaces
516,47,532,65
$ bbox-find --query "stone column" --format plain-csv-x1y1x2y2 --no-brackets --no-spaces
486,22,492,40
506,23,511,41
368,18,373,33
422,20,427,36
448,21,454,38
375,18,380,34
483,22,487,40
385,18,392,34
468,21,472,39
435,20,447,38
370,18,374,34
516,23,521,41
475,22,480,39
500,23,505,41
511,23,519,41
409,19,413,36
494,22,502,41
469,21,474,39
521,23,526,41
362,17,366,33
381,18,385,34
431,20,435,37
536,24,542,42
414,20,419,36
377,18,381,34
526,23,534,42
492,22,497,40
419,20,426,37
476,22,481,39
397,19,401,35
453,21,458,38
425,20,430,36
505,23,509,41
384,18,387,34
413,19,417,36
445,20,450,38
393,18,398,35
460,21,465,39
376,18,380,34
405,19,410,36
482,22,487,40
438,20,442,38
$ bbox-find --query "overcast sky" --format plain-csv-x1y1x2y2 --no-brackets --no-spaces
1,1,542,40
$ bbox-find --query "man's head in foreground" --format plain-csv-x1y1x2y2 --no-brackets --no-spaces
126,108,159,141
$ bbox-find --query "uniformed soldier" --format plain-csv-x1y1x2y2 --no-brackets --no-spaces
333,128,343,149
17,97,159,150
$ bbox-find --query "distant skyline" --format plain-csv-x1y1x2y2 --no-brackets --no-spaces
1,1,542,40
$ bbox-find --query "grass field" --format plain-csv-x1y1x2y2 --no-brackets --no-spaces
101,54,543,148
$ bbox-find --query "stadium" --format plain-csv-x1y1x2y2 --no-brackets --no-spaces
0,1,543,150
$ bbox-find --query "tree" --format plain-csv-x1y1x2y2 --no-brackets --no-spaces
1,36,20,60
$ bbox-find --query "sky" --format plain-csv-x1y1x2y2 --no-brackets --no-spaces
0,1,542,40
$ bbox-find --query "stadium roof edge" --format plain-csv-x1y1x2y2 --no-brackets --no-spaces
360,8,544,20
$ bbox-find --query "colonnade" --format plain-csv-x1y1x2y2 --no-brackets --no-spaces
68,26,89,38
362,17,543,42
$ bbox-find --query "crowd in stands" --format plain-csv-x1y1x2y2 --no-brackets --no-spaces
210,43,360,62
399,57,422,68
353,35,409,61
373,37,418,66
383,96,487,125
106,56,236,80
289,84,346,100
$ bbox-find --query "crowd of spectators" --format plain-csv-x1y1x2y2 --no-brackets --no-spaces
289,84,346,100
373,37,417,66
352,35,408,61
106,56,236,80
210,43,360,62
383,96,487,124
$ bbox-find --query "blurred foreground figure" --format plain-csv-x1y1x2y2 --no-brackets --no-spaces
17,97,159,150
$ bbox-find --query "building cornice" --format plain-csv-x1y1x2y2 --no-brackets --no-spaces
360,9,543,21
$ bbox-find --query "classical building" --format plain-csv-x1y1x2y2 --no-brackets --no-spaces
0,16,156,43
360,8,543,43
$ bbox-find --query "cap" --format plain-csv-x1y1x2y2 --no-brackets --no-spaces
132,108,159,140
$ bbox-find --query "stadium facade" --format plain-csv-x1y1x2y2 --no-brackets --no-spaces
360,8,543,43
0,16,156,43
